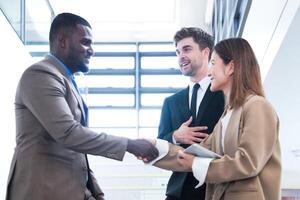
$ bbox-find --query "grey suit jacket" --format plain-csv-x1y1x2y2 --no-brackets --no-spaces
155,95,281,200
6,55,128,200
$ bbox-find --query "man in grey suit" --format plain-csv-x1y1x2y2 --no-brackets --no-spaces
6,13,158,200
158,28,224,200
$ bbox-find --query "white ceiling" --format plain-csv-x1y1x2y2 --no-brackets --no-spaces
25,0,210,42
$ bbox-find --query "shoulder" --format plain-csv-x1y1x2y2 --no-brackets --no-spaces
27,57,62,75
165,87,188,101
23,57,65,82
243,95,277,118
244,95,272,109
20,58,67,92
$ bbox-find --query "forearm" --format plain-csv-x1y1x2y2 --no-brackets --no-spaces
151,140,188,171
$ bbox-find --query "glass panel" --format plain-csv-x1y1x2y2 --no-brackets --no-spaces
141,93,173,106
93,44,136,52
76,75,134,88
86,94,134,107
91,128,138,139
139,43,175,52
89,57,134,69
0,0,21,36
139,109,161,127
25,0,52,42
141,56,178,69
141,75,188,88
25,44,49,52
139,128,159,139
89,109,136,127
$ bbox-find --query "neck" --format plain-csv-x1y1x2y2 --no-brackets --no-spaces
190,64,208,83
51,52,75,75
223,82,232,107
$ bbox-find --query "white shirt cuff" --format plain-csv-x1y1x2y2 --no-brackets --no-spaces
172,135,177,144
147,139,169,165
192,157,213,188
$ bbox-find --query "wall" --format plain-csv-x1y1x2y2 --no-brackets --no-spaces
263,6,300,189
0,10,32,199
242,0,300,190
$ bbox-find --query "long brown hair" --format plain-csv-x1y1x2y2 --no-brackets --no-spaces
214,38,264,108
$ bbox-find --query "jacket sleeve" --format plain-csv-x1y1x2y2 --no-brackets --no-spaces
19,66,128,160
157,98,175,143
153,143,188,171
205,97,279,184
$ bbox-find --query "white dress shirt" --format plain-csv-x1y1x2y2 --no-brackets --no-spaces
172,76,211,144
188,76,211,115
153,110,233,188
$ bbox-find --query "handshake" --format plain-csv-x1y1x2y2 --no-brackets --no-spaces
126,139,159,163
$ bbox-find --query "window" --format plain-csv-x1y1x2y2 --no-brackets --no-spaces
28,42,186,138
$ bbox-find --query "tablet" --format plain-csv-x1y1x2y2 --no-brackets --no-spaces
184,144,221,158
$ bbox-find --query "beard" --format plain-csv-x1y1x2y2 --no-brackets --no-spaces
181,64,197,77
68,48,90,73
77,61,89,73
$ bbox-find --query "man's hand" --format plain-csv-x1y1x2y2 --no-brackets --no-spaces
173,116,209,144
177,150,195,171
127,139,159,163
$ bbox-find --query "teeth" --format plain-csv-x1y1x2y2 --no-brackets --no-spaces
180,61,189,67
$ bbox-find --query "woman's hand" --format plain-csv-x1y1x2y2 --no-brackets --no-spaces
177,150,195,171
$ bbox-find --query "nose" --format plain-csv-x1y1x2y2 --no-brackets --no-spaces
87,46,94,57
208,67,212,77
177,51,186,59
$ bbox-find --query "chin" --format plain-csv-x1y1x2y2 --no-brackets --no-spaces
210,84,219,92
79,64,89,73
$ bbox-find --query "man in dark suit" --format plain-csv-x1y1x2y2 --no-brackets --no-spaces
6,13,158,200
158,27,224,200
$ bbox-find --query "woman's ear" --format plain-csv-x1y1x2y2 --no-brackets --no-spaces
227,60,234,76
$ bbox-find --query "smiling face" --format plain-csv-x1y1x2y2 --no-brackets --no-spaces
208,51,234,96
175,37,209,80
65,24,94,73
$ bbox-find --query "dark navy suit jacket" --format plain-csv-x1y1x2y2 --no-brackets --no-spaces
158,85,224,199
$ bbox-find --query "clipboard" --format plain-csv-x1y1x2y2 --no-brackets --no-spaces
184,144,221,158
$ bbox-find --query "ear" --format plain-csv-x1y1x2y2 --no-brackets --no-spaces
57,31,68,49
227,60,234,76
202,47,210,58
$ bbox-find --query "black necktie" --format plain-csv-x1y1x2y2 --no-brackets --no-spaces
191,83,200,124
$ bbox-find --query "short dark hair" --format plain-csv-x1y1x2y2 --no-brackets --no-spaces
174,27,214,57
49,12,91,44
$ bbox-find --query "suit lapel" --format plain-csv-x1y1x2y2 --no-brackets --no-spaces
223,95,254,155
44,55,87,123
223,106,242,156
178,87,191,120
70,84,87,124
195,86,213,124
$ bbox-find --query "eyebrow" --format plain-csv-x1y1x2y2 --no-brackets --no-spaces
176,45,192,51
181,45,192,49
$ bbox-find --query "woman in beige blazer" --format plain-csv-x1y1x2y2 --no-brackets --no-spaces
154,38,281,200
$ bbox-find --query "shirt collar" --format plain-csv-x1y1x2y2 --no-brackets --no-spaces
189,76,211,92
48,53,74,79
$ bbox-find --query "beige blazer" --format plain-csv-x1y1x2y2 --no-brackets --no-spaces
155,95,281,200
6,55,128,200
